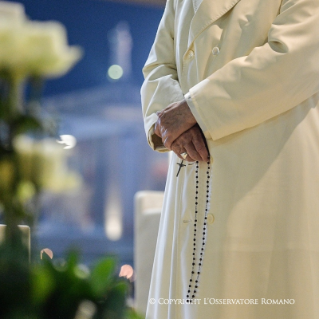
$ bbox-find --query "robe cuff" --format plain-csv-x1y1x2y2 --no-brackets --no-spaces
184,92,211,139
148,124,169,152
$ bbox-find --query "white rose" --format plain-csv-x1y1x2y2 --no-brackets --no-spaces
0,2,82,79
0,1,26,77
0,23,23,76
0,1,26,24
21,21,82,78
13,135,82,192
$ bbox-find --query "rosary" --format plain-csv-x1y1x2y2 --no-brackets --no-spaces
177,156,212,302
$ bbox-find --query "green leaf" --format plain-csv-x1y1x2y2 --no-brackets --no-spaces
65,250,80,271
12,115,43,136
90,257,117,296
125,308,145,319
31,265,55,305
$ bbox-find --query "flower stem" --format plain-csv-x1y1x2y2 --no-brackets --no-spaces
8,75,24,117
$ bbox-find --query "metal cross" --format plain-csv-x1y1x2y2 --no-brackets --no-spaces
176,160,186,177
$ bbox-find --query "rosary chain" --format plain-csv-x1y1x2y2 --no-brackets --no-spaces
186,156,211,302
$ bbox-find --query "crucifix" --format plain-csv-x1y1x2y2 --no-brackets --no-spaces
176,160,186,177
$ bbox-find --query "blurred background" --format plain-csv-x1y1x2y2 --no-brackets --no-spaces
3,0,168,275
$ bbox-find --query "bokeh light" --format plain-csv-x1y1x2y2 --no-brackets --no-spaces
107,64,123,80
119,264,134,281
57,135,77,149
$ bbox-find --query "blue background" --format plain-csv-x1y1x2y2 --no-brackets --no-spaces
3,0,169,269
8,0,163,96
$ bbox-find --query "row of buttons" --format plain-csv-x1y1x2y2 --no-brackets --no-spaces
187,46,220,59
183,213,215,224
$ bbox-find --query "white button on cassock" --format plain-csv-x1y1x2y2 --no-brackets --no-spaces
207,213,215,224
212,46,220,56
188,50,195,59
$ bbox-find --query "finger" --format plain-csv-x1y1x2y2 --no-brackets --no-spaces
162,129,174,149
170,143,185,161
154,121,162,137
192,131,209,161
170,131,197,162
184,142,201,162
185,154,195,162
170,141,193,162
172,150,192,161
161,123,195,149
171,141,196,162
162,129,186,149
176,152,186,161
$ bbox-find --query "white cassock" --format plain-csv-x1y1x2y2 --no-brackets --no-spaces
141,0,319,318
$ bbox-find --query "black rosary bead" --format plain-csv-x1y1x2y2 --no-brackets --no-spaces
186,159,211,300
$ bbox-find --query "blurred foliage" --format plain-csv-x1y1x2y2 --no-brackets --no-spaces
0,2,142,319
0,238,142,319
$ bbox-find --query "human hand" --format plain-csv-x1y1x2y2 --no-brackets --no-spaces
170,124,209,162
154,99,197,149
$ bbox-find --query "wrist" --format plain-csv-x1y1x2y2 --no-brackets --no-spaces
181,99,197,126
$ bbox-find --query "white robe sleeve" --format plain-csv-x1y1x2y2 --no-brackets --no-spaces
141,0,183,152
189,0,319,140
